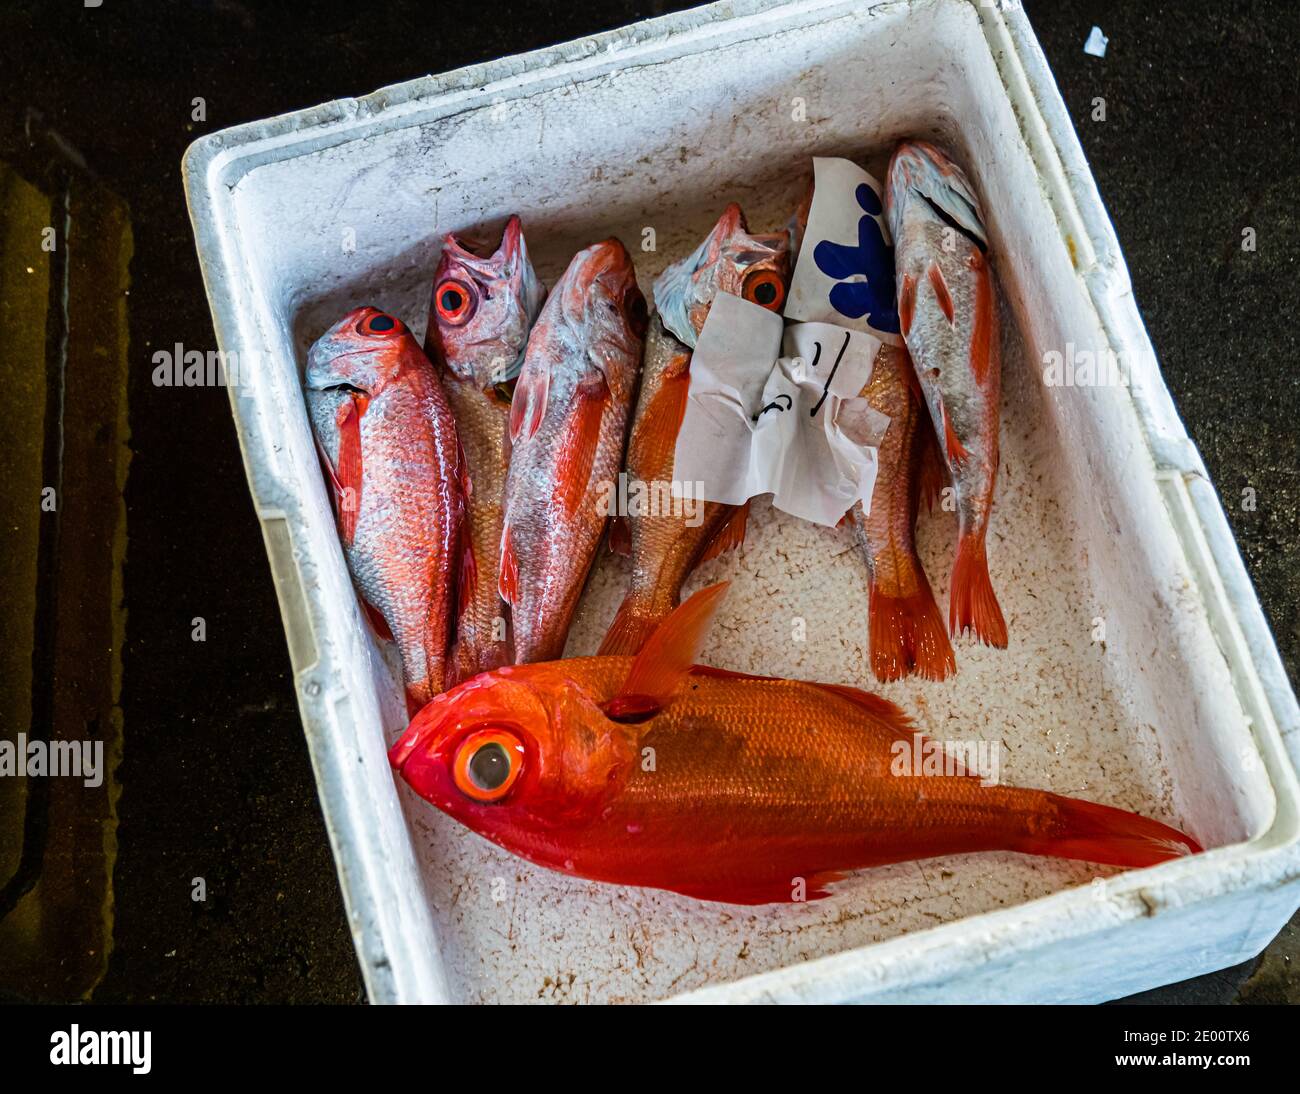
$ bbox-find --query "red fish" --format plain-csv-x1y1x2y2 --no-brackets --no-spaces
392,583,1201,906
501,239,647,662
425,216,546,683
886,140,1007,647
849,344,955,681
307,306,467,710
599,204,789,656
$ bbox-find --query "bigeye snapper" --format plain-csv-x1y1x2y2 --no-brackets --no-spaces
500,239,647,663
306,307,467,710
886,140,1007,648
599,204,789,656
848,344,956,682
425,216,546,683
392,583,1201,906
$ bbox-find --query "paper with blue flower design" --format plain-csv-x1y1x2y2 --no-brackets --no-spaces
785,157,904,346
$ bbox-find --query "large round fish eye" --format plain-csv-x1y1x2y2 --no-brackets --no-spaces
434,278,478,326
742,268,785,312
358,312,401,336
453,728,524,802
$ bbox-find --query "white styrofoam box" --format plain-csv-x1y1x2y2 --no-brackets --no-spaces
183,0,1300,1004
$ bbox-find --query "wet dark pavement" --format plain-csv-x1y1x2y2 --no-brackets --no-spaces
0,0,1295,1004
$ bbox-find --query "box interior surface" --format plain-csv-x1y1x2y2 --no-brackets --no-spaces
219,0,1272,1002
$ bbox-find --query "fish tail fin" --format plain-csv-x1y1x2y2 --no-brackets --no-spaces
1013,793,1202,868
598,592,664,657
868,579,956,682
949,530,1007,647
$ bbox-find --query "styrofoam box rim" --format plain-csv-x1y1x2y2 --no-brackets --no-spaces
183,0,1300,1003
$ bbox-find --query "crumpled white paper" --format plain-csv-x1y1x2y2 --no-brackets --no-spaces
784,157,904,347
671,291,889,526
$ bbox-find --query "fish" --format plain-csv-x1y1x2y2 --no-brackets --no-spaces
500,238,647,663
886,139,1007,647
425,215,546,683
306,306,468,710
599,203,790,656
391,582,1201,906
848,343,956,682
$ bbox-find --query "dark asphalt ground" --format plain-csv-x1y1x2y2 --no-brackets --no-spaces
0,0,1295,1004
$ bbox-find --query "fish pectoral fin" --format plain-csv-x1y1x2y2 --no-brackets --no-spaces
509,355,550,442
695,500,749,565
927,261,955,325
605,581,730,721
633,357,691,478
498,519,519,606
555,377,610,518
334,394,366,546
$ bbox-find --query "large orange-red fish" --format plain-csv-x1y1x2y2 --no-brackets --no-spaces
392,583,1200,905
425,216,546,683
848,344,955,682
886,140,1007,647
307,307,467,710
501,239,647,663
599,204,789,656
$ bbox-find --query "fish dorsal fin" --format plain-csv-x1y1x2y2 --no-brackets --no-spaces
689,666,915,735
604,581,729,723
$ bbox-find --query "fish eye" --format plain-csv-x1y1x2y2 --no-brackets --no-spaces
435,278,478,326
358,312,401,336
452,728,523,802
742,268,785,312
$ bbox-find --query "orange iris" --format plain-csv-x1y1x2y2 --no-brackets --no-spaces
357,311,403,336
434,278,477,326
742,268,785,312
452,728,524,802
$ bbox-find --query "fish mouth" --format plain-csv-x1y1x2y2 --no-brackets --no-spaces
888,140,988,248
440,214,524,278
388,693,457,772
560,238,637,313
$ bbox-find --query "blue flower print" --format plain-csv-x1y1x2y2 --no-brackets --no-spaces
812,183,900,335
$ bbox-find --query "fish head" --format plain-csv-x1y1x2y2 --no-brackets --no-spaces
545,238,648,371
426,215,546,392
305,306,417,394
653,202,791,346
389,662,639,839
885,140,988,251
